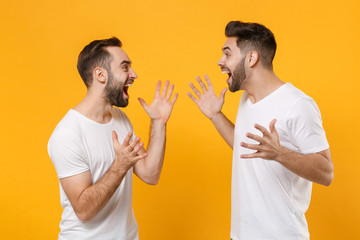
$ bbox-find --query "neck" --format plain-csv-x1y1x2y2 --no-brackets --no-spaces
73,88,113,124
245,68,284,104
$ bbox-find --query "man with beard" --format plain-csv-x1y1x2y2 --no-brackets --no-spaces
48,37,178,240
187,21,334,240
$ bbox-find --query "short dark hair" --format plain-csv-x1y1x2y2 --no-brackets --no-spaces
77,37,122,87
225,21,276,69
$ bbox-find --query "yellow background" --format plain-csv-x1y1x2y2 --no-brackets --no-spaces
0,0,359,239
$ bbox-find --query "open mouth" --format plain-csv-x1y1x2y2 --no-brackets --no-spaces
221,69,232,83
123,82,133,98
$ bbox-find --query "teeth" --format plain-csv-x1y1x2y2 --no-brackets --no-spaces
124,84,132,87
222,70,230,74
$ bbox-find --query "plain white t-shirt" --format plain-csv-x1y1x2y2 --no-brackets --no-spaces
231,83,329,240
48,107,139,240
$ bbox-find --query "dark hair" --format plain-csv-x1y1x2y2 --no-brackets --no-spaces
225,21,276,69
77,37,122,87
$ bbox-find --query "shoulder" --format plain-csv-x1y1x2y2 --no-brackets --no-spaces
111,107,130,120
286,95,320,122
279,83,320,116
291,97,319,114
48,110,84,154
284,87,325,135
281,83,309,102
239,91,249,106
47,111,89,177
52,109,84,131
111,107,132,125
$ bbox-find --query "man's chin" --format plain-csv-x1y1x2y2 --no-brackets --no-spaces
113,98,129,108
229,83,240,93
229,85,240,92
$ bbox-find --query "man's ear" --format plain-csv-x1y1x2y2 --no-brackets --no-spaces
93,67,108,84
248,51,259,68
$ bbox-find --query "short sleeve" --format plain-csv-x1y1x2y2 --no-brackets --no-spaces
47,129,89,179
286,97,329,154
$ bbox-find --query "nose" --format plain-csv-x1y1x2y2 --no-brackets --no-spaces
129,68,138,79
217,56,225,66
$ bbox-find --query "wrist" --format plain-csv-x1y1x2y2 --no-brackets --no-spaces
210,111,223,122
110,160,129,176
151,118,167,127
274,146,290,164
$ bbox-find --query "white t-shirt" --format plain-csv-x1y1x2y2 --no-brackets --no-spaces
48,108,139,240
231,83,329,240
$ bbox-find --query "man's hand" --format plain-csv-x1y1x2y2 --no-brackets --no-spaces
138,80,178,124
187,75,227,120
59,131,148,222
112,131,148,171
134,80,177,184
239,119,334,185
240,119,283,160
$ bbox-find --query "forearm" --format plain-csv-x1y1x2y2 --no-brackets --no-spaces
275,148,334,186
76,165,128,221
137,120,166,184
211,112,235,148
147,120,166,174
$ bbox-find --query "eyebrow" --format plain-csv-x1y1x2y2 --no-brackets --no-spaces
120,60,131,65
222,47,231,51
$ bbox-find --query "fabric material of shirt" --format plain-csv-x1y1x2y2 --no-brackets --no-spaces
48,108,139,240
230,83,329,240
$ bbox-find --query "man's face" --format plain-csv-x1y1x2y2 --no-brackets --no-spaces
104,47,138,107
217,37,247,92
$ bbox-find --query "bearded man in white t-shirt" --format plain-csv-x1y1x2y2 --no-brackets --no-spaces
48,37,178,240
187,21,334,240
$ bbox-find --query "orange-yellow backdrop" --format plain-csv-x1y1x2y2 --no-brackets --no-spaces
0,0,359,239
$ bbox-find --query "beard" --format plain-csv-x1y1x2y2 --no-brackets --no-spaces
105,70,129,108
229,56,246,92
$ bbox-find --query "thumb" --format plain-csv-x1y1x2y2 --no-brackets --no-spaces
219,88,227,101
112,130,120,147
138,98,149,110
269,119,277,134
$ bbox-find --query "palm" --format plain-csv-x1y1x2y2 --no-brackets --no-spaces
139,80,178,124
187,75,227,120
196,90,223,119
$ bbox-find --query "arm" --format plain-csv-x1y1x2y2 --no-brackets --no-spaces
240,119,334,186
276,148,333,186
134,80,178,185
60,132,147,222
187,75,234,148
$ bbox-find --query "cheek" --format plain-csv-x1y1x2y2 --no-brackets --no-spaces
113,72,127,84
119,72,129,82
228,62,236,72
227,58,238,70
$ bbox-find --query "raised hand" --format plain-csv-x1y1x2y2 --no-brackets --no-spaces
112,131,148,171
187,75,227,120
138,80,178,124
240,119,283,160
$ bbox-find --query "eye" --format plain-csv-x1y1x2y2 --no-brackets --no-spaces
122,65,129,71
225,53,230,57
